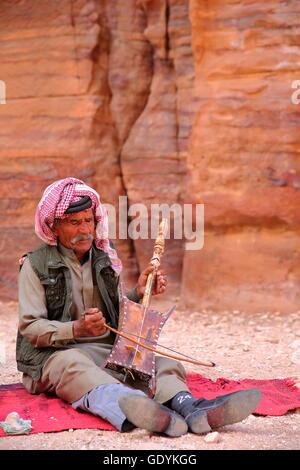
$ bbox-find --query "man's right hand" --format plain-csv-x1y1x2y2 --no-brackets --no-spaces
72,308,107,338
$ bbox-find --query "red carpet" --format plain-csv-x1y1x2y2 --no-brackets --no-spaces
1,375,299,436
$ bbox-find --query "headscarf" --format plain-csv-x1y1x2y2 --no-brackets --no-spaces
34,177,122,275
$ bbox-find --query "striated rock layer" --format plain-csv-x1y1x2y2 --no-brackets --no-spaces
0,0,195,300
1,0,300,314
181,0,300,313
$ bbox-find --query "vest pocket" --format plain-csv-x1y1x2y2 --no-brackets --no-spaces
42,272,66,319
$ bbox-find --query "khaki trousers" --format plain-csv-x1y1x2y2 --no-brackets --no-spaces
23,342,189,404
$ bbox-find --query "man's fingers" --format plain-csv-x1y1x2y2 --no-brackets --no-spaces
84,308,100,315
90,313,105,324
143,264,158,275
154,270,167,294
157,271,167,284
138,265,168,296
157,272,166,281
81,309,105,324
76,309,106,337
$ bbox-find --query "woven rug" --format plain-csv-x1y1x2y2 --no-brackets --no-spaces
1,374,299,436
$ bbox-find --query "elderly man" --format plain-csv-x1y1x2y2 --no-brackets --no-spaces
16,177,261,436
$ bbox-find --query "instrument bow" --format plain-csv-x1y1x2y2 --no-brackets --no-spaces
102,219,214,396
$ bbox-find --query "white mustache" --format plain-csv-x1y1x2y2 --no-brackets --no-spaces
70,234,93,244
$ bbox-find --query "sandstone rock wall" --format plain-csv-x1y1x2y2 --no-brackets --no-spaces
0,0,195,300
1,0,299,313
182,0,300,313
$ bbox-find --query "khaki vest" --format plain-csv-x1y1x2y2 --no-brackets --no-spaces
16,243,120,382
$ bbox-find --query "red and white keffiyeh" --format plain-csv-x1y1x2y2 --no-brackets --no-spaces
34,177,122,275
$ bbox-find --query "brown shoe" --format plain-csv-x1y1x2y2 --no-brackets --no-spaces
118,394,188,437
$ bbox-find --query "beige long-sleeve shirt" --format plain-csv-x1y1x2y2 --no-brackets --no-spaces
18,244,114,348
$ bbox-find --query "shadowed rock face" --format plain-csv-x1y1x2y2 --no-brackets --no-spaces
1,0,299,313
0,0,195,299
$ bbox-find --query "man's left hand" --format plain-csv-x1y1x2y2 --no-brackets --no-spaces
136,265,168,298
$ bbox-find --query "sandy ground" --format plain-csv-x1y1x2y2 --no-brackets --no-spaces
0,296,299,451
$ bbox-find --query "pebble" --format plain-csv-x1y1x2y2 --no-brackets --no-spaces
204,432,221,443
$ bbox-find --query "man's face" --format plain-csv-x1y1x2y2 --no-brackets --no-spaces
53,208,95,260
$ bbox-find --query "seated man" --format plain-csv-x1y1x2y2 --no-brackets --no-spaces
16,177,261,436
